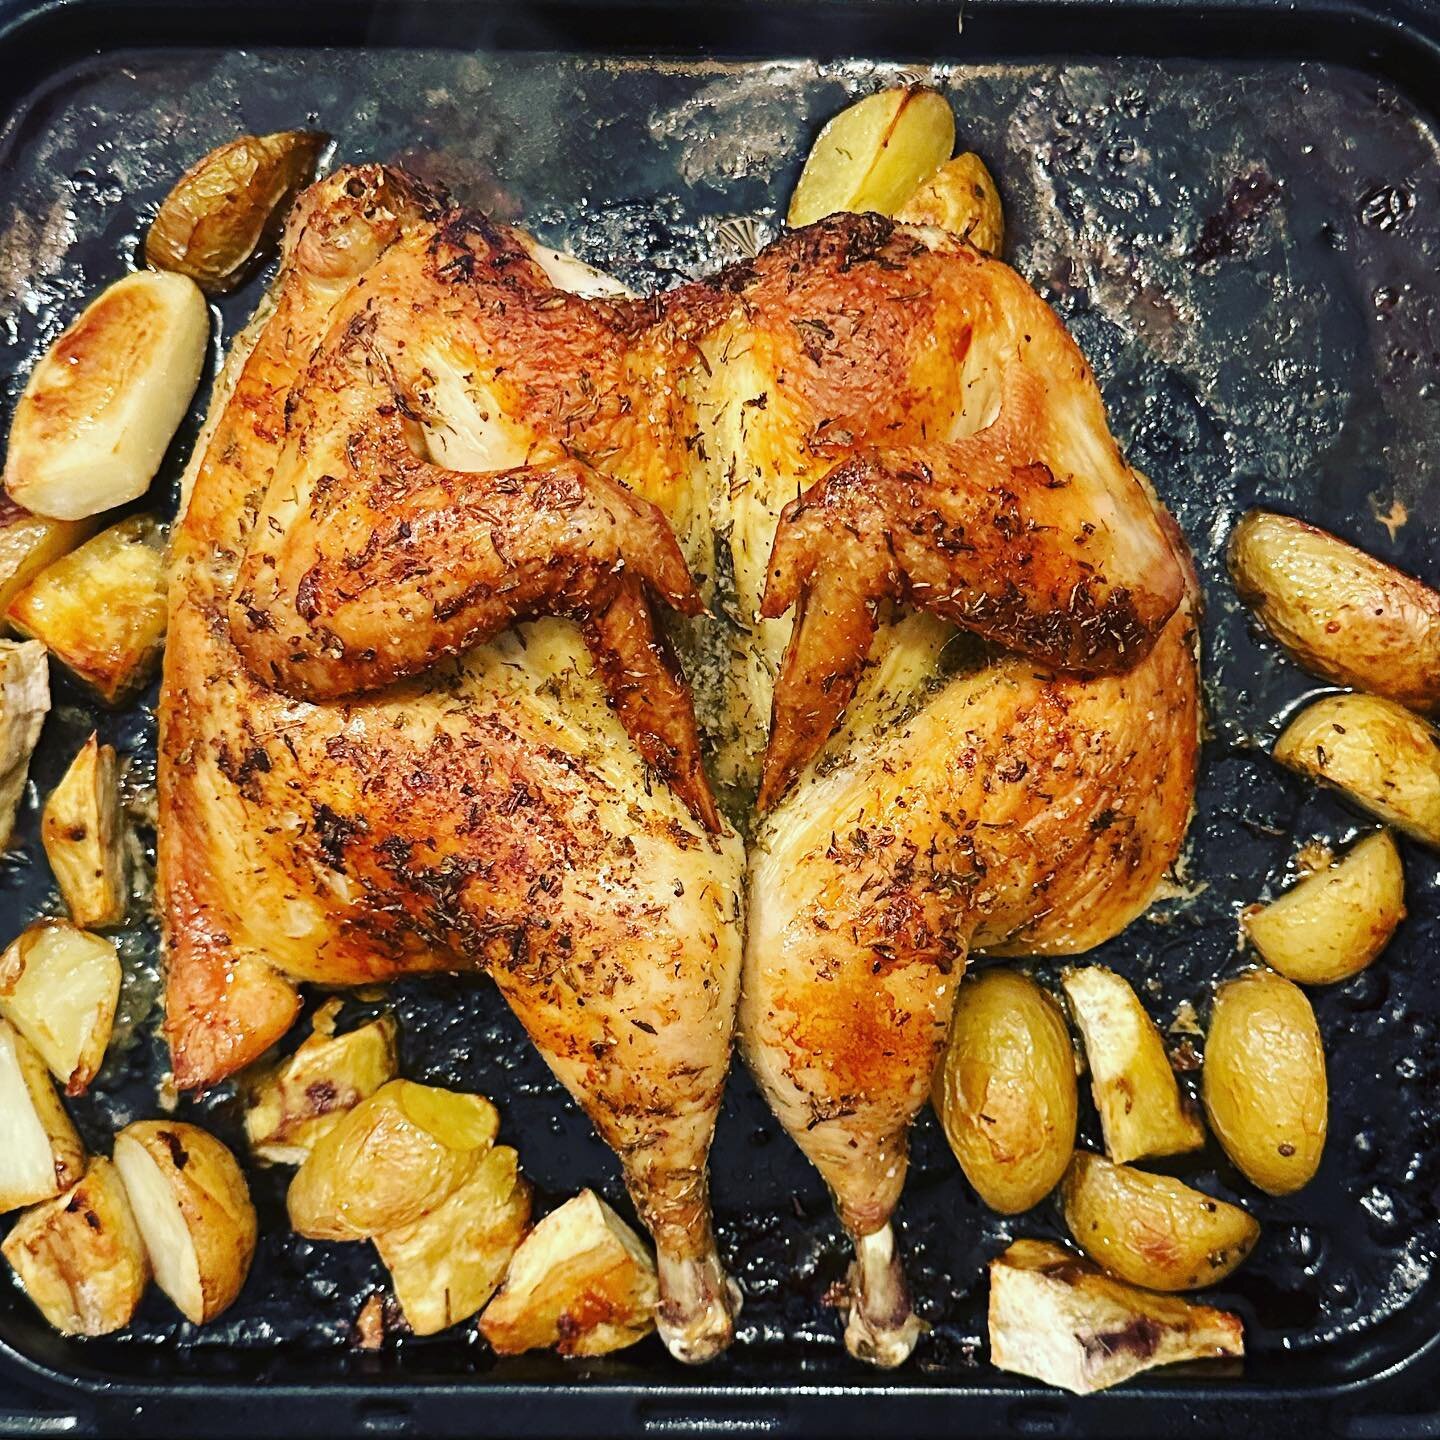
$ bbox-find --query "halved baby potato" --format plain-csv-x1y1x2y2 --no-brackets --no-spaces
1202,968,1327,1196
895,152,1005,254
1229,510,1440,715
146,130,327,293
375,1144,531,1336
1244,830,1404,985
480,1189,659,1357
244,1009,399,1165
0,639,49,850
287,1080,499,1241
1274,694,1440,849
1061,966,1205,1164
7,515,169,704
2,1156,149,1335
112,1120,257,1325
932,968,1077,1213
1060,1150,1260,1291
42,734,129,929
0,1018,86,1212
2,271,208,521
0,920,120,1094
988,1238,1244,1395
787,86,956,227
0,499,98,620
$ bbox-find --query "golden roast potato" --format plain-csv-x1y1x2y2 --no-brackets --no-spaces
895,151,1004,254
41,734,129,928
0,1018,86,1211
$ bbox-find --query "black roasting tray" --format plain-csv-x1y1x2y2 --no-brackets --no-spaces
1,0,1439,1434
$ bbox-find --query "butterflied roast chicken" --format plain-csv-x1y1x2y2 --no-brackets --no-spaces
159,161,1194,1364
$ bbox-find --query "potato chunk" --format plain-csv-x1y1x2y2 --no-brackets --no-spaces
1061,966,1204,1164
112,1121,256,1324
375,1145,531,1336
287,1080,499,1240
244,1009,399,1165
1274,694,1440,848
988,1238,1243,1395
1203,968,1327,1195
0,920,120,1094
895,152,1005,254
1060,1151,1259,1291
2,1157,149,1335
0,639,48,850
1244,830,1404,985
0,499,98,619
147,131,326,293
787,87,955,227
7,515,168,704
480,1190,659,1357
932,969,1076,1213
1229,510,1440,714
2,271,208,520
41,734,128,928
0,1018,85,1211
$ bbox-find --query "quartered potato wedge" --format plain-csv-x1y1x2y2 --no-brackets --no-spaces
788,86,956,227
0,1018,86,1212
988,1238,1244,1395
287,1080,499,1240
1244,830,1404,985
894,151,1005,254
2,271,208,521
1230,510,1440,714
42,734,129,929
2,1157,149,1336
1060,1151,1259,1291
7,515,168,704
244,1009,399,1165
0,638,48,850
147,130,327,293
112,1121,257,1325
1061,966,1205,1164
1274,694,1440,849
0,920,120,1094
480,1189,659,1357
0,499,98,620
374,1144,531,1336
1203,968,1327,1195
932,968,1077,1213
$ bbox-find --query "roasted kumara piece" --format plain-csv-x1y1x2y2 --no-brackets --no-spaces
0,639,48,850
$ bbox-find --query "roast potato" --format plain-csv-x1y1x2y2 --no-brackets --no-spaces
894,152,1004,254
1202,968,1327,1195
112,1120,257,1324
375,1144,531,1336
1274,694,1440,849
788,86,955,227
1229,510,1440,714
146,130,327,293
988,1238,1244,1395
7,515,168,704
287,1080,499,1240
1244,830,1404,985
2,271,208,520
1060,1150,1259,1291
0,639,48,850
0,1018,86,1211
931,968,1077,1213
41,734,129,928
1061,966,1205,1164
244,1008,399,1165
0,499,98,620
480,1189,659,1357
0,920,120,1094
2,1157,149,1335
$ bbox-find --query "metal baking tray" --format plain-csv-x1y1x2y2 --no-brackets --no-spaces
0,0,1438,1433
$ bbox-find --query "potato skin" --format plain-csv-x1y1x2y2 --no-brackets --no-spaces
1203,969,1327,1195
895,152,1004,255
1230,510,1440,715
1244,830,1404,985
1060,1150,1259,1291
932,969,1077,1213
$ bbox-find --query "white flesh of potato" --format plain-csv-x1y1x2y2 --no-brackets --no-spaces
42,734,128,928
0,1018,85,1211
3,271,209,521
0,921,120,1095
0,639,49,850
988,1239,1244,1395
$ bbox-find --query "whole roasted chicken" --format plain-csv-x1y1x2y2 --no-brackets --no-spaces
159,158,1195,1365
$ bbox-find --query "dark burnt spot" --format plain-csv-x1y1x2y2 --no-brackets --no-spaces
313,803,366,869
305,1080,342,1114
158,1130,190,1170
1190,168,1281,266
1082,1316,1164,1364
